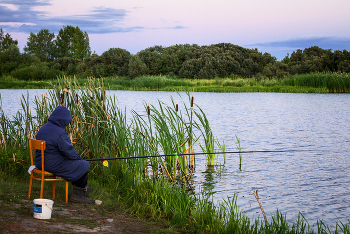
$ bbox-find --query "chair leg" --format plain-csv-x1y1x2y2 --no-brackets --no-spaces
40,178,44,199
65,180,69,203
28,174,33,200
52,180,56,199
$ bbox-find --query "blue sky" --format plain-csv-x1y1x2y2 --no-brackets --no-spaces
1,0,350,59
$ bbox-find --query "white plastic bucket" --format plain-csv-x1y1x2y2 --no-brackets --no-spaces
33,199,54,219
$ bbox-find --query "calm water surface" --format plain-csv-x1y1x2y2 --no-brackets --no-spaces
1,89,350,228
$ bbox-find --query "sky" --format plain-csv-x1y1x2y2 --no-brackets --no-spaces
1,0,350,60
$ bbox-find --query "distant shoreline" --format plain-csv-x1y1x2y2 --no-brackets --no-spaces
0,72,348,93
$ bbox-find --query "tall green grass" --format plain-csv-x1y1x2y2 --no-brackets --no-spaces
2,72,349,93
283,72,350,93
0,76,226,181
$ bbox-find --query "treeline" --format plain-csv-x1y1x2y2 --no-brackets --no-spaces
265,47,350,78
1,26,350,81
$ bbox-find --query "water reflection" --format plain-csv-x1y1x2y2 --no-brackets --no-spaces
201,164,228,195
202,166,216,192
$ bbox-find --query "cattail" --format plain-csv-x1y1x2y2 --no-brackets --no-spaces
1,132,6,151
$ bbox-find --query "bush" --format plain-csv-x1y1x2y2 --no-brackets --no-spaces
263,61,289,79
100,48,131,77
128,55,149,78
10,64,63,80
178,43,274,79
0,44,21,76
49,57,81,71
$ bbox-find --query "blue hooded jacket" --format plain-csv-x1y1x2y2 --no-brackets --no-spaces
35,106,90,182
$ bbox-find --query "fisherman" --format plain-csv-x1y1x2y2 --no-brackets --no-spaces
35,106,93,203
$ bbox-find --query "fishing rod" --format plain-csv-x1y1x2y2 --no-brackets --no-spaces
85,149,320,162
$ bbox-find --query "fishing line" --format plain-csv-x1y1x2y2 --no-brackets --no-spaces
85,149,322,162
86,148,324,199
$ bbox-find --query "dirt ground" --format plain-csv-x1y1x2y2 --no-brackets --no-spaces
0,198,179,234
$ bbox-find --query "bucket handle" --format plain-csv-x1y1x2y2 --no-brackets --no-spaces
45,203,53,211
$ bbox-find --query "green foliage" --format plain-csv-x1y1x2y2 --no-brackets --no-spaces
2,25,350,83
0,147,29,176
55,25,91,59
0,27,92,79
131,75,167,90
0,76,226,178
99,48,131,77
283,72,350,92
137,44,200,76
194,105,218,166
0,28,18,51
77,53,102,77
178,43,276,79
10,63,63,80
24,29,55,61
128,55,149,78
72,30,91,60
0,44,21,76
49,57,82,75
288,46,350,75
221,78,253,87
75,49,131,78
2,73,346,93
263,61,289,79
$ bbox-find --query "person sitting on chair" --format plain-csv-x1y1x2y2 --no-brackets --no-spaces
35,106,93,203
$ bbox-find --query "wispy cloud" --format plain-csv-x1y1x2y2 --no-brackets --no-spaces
166,26,186,30
0,3,46,24
0,0,143,34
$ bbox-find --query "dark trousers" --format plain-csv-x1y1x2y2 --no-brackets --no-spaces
72,171,88,188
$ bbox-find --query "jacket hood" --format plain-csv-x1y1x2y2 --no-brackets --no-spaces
48,106,72,128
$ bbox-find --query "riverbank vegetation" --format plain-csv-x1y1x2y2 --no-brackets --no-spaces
2,72,349,93
1,77,350,233
1,27,350,94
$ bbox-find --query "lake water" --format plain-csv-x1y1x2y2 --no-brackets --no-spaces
1,89,350,228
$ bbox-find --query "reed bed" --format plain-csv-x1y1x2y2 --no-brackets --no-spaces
283,72,350,93
0,76,226,183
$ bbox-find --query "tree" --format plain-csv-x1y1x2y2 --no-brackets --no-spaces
303,46,325,57
71,30,91,60
262,61,289,78
128,55,149,78
0,28,18,51
55,25,91,59
55,25,75,58
24,29,55,61
0,44,21,76
100,48,131,76
177,43,274,78
137,46,163,75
